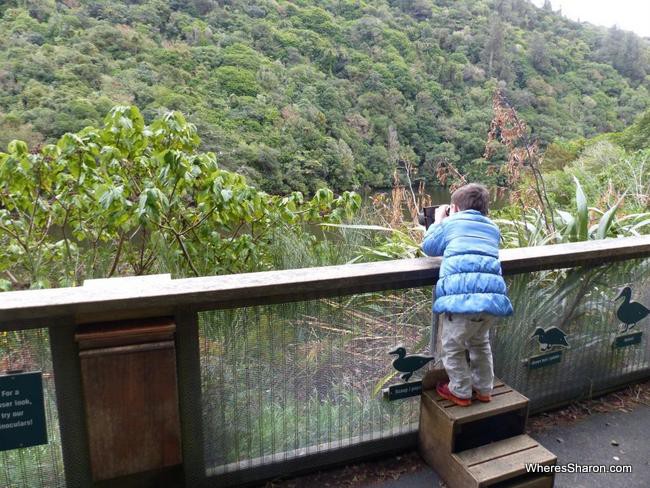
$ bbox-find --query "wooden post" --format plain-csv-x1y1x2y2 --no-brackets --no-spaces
424,312,447,390
75,317,182,484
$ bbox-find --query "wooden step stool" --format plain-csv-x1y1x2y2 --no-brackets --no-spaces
419,379,556,487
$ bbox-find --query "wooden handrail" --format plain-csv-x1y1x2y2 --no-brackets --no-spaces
1,236,650,328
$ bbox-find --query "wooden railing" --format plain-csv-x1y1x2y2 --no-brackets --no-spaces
3,235,650,328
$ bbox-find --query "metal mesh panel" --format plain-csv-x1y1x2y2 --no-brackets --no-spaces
0,329,65,488
197,257,650,480
494,258,650,412
199,288,433,475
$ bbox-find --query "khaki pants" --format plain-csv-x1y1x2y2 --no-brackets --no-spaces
440,313,495,399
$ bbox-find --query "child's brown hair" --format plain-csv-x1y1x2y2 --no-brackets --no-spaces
451,183,489,215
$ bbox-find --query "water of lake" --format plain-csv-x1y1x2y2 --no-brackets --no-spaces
367,185,508,212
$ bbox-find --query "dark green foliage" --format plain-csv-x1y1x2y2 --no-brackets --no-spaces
534,109,650,215
620,110,650,151
0,0,648,194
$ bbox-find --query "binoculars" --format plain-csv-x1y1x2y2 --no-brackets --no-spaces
418,205,448,230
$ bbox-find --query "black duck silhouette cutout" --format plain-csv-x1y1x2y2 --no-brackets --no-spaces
531,327,569,351
616,287,650,333
389,346,434,382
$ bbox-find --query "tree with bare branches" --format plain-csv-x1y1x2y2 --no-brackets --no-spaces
484,89,555,234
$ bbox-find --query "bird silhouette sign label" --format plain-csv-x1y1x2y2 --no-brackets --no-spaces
527,351,563,370
384,381,423,401
613,331,643,349
383,346,434,401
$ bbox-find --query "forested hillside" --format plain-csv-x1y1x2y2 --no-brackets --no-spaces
1,0,649,193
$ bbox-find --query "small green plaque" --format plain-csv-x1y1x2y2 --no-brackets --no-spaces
383,381,423,401
0,371,48,451
613,331,643,348
527,350,562,370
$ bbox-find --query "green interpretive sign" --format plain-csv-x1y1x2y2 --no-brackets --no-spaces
383,381,423,401
613,331,643,349
527,351,562,370
0,372,48,451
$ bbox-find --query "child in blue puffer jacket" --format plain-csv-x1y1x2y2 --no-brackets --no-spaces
422,183,513,407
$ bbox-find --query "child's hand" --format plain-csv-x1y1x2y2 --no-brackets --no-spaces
435,204,450,224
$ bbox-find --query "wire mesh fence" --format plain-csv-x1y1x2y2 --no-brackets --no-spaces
0,329,65,488
199,287,434,475
199,257,650,478
494,258,650,412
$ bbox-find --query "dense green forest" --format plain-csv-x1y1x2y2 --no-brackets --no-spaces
1,0,649,193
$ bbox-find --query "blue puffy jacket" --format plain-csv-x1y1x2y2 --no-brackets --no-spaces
422,209,513,316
